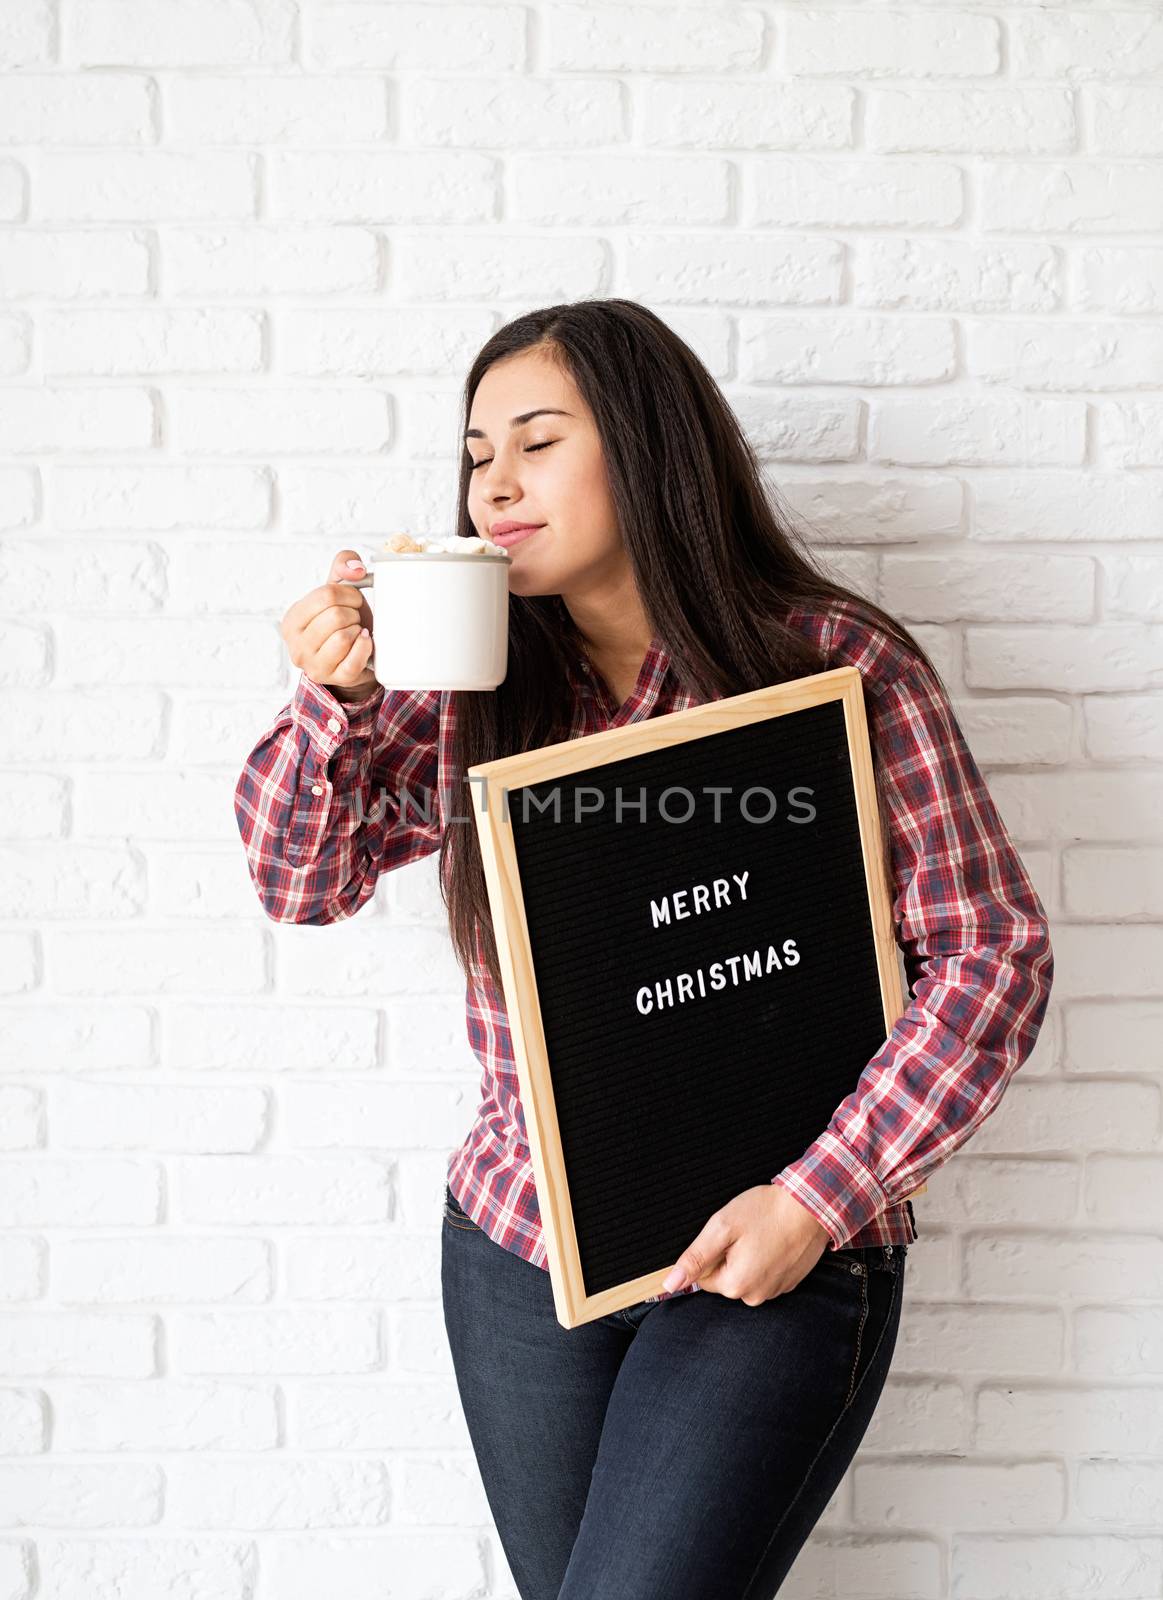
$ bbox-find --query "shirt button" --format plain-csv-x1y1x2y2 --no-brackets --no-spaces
311,784,324,797
326,717,341,732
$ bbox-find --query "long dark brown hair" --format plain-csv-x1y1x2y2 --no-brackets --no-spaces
438,298,946,993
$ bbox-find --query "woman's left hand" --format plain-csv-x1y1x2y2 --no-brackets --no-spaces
661,1184,834,1304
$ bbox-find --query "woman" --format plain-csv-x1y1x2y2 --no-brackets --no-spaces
235,299,1054,1599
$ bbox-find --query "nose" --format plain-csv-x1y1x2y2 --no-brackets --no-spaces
475,452,522,499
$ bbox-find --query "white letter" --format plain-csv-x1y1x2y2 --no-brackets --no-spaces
636,986,653,1014
650,898,671,930
732,870,750,901
692,883,710,915
673,889,690,921
782,937,800,967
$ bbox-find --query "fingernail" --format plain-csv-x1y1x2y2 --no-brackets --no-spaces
662,1268,686,1292
345,559,364,569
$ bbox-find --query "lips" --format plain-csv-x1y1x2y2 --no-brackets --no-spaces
491,523,545,548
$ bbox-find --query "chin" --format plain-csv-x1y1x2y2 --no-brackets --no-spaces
506,564,556,599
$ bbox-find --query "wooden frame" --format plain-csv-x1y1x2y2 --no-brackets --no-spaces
468,665,925,1329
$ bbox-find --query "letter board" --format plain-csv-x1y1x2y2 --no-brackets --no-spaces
467,666,925,1329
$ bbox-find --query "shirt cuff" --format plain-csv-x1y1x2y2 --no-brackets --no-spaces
771,1128,893,1251
290,672,384,762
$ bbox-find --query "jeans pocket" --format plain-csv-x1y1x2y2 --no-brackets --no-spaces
844,1252,904,1412
799,1250,871,1406
842,1261,870,1408
443,1185,481,1232
818,1248,867,1276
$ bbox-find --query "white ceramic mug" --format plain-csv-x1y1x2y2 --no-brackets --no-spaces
349,546,512,691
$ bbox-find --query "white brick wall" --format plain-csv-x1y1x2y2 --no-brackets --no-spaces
1,1,1160,1595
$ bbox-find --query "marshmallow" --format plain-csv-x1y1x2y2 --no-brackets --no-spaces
381,532,508,557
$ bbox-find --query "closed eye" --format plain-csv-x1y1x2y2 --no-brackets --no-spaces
469,441,555,471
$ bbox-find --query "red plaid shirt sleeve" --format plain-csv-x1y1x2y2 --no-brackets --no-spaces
771,620,1055,1250
233,671,442,923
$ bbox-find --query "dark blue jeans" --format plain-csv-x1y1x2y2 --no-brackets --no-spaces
440,1182,906,1600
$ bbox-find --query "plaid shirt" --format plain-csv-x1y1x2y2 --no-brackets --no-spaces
234,599,1054,1300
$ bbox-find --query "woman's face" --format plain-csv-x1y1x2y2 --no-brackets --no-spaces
465,347,626,600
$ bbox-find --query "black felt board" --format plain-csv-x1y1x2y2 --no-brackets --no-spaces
506,697,889,1299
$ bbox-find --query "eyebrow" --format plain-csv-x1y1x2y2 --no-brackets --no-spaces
464,408,574,441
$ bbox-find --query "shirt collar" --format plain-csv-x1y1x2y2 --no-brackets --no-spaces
568,631,675,717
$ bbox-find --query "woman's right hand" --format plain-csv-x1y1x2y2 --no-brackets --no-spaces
280,548,379,702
